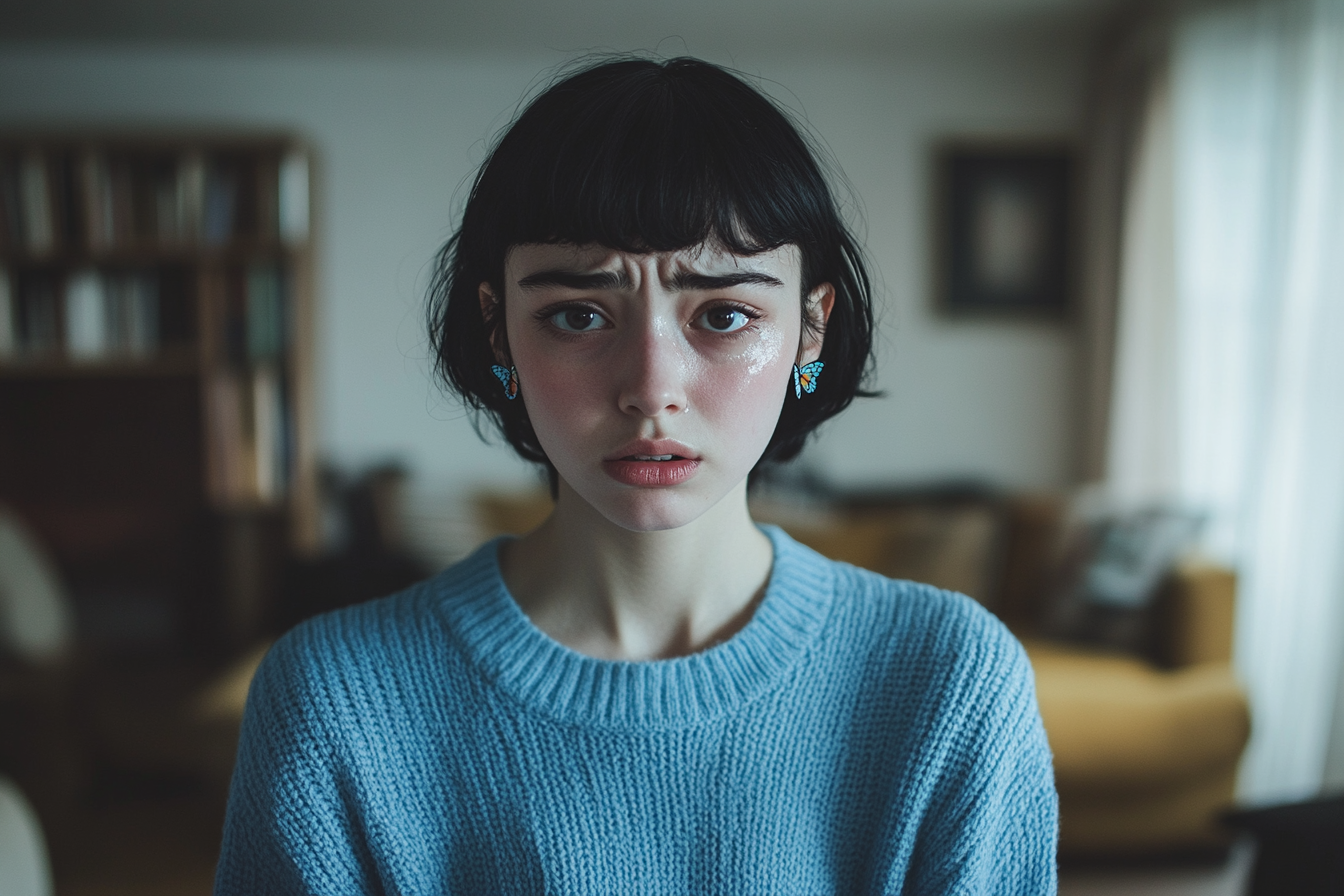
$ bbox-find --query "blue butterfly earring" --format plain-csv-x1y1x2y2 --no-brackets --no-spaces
491,364,519,400
793,361,824,398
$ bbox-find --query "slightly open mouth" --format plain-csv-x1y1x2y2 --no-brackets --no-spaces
623,454,683,462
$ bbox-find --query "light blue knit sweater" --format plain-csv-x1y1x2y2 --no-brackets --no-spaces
215,525,1057,895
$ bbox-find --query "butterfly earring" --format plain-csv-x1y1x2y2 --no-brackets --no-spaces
793,361,824,398
491,364,519,400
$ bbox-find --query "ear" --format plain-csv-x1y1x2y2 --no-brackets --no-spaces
797,282,836,365
478,281,509,365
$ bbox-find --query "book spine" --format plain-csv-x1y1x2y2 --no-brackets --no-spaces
63,269,108,361
0,158,19,250
126,272,159,358
178,153,205,244
155,165,180,243
206,370,245,503
0,267,13,358
253,364,282,501
109,158,134,247
204,161,237,246
81,153,114,250
223,266,247,365
53,154,82,250
256,156,279,242
278,151,310,245
17,273,58,357
104,273,127,353
246,263,283,361
19,153,54,254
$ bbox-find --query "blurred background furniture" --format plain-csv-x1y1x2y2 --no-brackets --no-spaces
1224,792,1344,895
0,776,54,896
0,132,318,891
0,133,318,660
0,507,80,840
1026,564,1248,855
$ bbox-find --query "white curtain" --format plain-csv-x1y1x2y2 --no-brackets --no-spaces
1109,0,1344,803
1106,69,1177,509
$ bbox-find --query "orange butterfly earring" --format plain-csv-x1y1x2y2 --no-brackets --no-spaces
793,361,823,398
491,364,519,400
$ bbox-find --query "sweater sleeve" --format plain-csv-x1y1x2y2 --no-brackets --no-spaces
900,615,1059,896
213,625,383,896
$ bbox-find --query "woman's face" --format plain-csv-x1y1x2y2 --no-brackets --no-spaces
488,241,832,532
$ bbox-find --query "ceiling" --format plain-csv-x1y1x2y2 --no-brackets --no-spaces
0,0,1134,54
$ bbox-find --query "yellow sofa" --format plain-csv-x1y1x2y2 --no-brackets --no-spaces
1023,564,1249,855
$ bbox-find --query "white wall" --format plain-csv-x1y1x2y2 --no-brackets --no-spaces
0,32,1091,499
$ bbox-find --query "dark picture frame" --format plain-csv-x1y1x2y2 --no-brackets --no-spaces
935,142,1074,317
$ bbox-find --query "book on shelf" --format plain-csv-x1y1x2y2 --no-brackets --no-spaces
222,262,286,365
12,272,58,357
18,153,55,254
60,269,159,362
207,369,248,502
252,364,287,501
278,151,310,244
0,153,56,254
64,269,106,360
0,267,13,358
246,263,286,361
0,161,17,249
81,154,114,250
204,162,238,246
206,364,289,505
178,154,206,244
4,145,310,253
108,272,159,358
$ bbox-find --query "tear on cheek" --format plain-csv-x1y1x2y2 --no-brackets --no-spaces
743,329,784,377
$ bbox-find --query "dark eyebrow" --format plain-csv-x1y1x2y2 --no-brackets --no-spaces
667,270,785,291
516,270,631,290
516,268,784,292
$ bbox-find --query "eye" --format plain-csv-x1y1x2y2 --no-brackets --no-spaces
697,305,755,333
549,307,607,332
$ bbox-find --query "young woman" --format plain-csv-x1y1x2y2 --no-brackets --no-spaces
216,57,1057,894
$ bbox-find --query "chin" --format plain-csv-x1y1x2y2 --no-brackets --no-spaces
602,493,707,533
574,481,721,534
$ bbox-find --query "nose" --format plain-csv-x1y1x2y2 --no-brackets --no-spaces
616,319,690,419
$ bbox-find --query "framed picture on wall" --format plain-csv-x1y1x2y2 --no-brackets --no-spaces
935,141,1074,317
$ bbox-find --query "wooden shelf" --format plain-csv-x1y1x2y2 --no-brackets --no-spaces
0,345,199,379
0,240,306,267
1,131,319,651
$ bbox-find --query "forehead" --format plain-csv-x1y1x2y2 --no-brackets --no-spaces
503,241,802,282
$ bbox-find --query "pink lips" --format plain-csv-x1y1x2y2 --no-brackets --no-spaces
602,439,701,487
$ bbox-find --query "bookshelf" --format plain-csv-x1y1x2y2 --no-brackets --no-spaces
0,133,317,651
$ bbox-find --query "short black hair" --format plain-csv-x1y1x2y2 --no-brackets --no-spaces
428,56,877,486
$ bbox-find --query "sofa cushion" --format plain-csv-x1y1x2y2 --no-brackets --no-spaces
1025,639,1250,791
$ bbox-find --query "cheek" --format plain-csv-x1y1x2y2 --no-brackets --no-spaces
517,354,598,426
743,325,785,377
694,327,791,439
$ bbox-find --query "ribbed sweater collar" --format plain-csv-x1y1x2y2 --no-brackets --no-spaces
430,525,835,730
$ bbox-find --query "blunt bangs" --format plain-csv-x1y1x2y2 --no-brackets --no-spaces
430,56,877,485
464,58,820,263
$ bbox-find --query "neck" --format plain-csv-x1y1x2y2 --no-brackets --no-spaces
499,481,773,660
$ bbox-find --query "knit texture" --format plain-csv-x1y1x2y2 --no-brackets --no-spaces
215,525,1057,895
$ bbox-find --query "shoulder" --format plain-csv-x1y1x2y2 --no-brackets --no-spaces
769,528,1038,740
852,566,1034,720
772,526,1028,686
244,542,503,737
259,537,505,683
259,577,434,684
